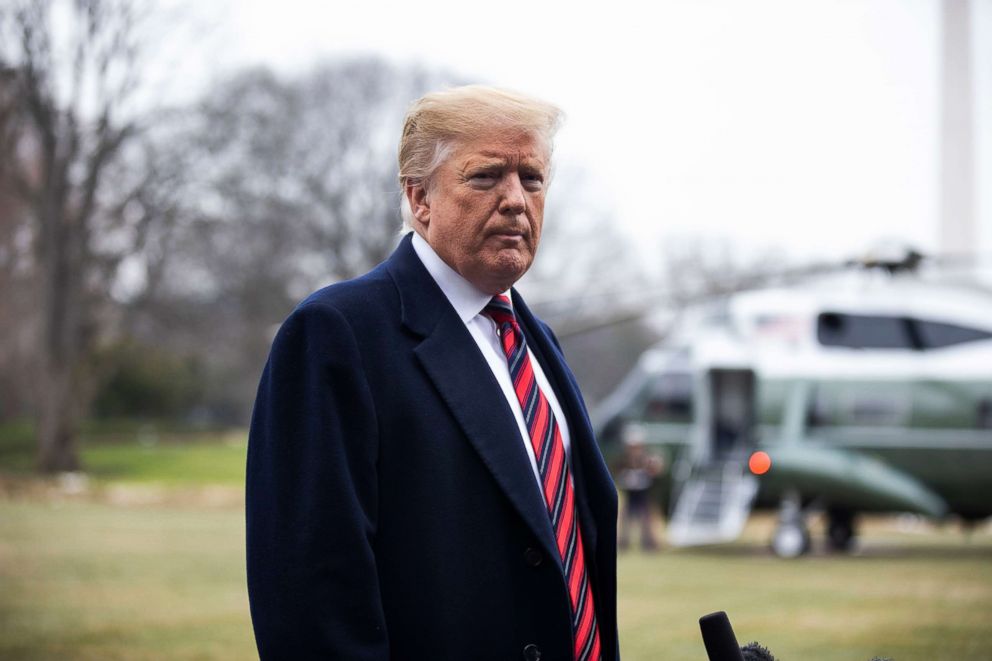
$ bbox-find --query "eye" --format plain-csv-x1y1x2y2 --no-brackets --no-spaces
468,170,499,187
521,172,544,191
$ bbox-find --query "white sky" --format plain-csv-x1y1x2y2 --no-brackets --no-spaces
189,0,990,268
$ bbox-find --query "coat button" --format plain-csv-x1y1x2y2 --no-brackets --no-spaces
523,547,543,567
522,643,541,660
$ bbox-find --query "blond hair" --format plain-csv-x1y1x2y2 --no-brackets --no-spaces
398,85,564,228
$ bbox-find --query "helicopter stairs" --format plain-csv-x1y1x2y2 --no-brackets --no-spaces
667,452,758,547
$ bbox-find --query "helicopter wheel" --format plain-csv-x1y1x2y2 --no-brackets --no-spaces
771,490,810,558
771,519,811,558
826,508,857,552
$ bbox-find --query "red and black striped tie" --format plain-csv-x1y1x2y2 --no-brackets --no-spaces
484,295,601,661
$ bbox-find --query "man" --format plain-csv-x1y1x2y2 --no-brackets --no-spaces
616,425,663,551
246,85,619,660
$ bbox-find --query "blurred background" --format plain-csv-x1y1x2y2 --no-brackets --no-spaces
1,0,990,659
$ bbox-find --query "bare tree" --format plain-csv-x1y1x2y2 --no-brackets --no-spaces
660,236,788,306
120,59,462,423
178,60,457,287
0,0,164,471
0,67,38,421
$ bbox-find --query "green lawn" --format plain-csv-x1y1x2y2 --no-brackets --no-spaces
81,433,247,486
0,499,254,660
1,430,991,659
0,423,247,486
618,529,992,660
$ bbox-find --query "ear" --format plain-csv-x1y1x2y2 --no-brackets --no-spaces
404,181,431,226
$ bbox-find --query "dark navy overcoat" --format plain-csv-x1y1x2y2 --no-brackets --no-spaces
246,233,619,660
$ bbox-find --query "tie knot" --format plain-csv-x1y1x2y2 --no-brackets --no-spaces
483,294,516,329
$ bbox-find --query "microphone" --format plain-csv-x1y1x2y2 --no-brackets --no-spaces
741,642,776,661
699,611,745,661
699,610,891,660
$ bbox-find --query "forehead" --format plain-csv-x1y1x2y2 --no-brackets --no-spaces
450,130,550,168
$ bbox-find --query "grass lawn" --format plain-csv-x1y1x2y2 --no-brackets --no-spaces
0,422,248,486
1,429,991,659
617,520,992,660
81,433,247,487
0,499,255,661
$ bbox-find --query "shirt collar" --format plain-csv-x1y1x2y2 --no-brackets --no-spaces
411,231,511,324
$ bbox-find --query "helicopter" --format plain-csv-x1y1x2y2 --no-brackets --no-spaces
590,248,992,557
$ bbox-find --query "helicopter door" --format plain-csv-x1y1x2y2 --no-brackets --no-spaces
708,368,756,461
668,367,759,547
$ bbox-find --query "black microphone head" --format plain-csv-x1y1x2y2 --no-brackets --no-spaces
741,641,777,661
699,611,744,661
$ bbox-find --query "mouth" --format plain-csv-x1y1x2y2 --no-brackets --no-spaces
488,227,527,243
488,233,527,250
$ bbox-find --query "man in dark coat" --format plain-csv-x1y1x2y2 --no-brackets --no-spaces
246,85,619,660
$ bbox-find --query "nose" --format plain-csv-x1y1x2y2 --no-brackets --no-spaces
498,174,526,216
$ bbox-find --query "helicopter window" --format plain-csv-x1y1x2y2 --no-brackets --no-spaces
914,320,992,349
818,313,992,350
641,373,693,423
978,399,992,430
817,313,916,349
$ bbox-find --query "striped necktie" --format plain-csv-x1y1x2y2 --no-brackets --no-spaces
483,295,601,661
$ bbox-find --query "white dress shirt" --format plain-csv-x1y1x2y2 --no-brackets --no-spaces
411,232,571,487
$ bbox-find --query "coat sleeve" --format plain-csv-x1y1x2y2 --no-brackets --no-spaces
246,300,387,660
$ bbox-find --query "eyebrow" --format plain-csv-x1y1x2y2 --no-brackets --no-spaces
464,158,507,169
462,153,548,170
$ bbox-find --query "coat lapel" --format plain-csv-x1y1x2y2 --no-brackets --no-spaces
385,235,561,568
512,290,619,562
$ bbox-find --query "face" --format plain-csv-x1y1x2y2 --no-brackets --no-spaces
407,130,550,295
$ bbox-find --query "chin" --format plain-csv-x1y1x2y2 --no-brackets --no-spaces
472,266,527,295
492,256,531,284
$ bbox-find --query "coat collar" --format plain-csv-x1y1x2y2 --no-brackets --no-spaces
385,234,561,566
409,231,495,325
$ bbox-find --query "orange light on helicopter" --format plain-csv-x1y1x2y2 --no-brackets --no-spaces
748,451,772,475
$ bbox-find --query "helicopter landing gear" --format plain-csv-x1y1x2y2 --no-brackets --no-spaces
826,508,857,552
771,491,810,558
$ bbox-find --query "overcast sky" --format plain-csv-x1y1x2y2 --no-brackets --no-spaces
189,0,990,269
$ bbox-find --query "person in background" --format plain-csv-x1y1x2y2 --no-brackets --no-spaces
617,424,664,551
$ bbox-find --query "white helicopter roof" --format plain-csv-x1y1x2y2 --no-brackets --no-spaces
732,272,992,331
658,271,992,382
